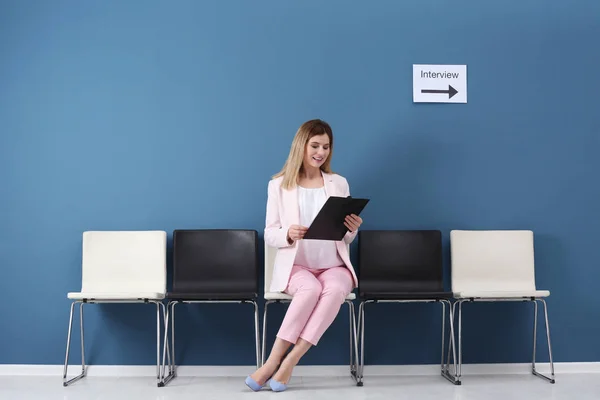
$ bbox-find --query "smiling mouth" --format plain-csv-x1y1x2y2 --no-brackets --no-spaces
312,157,323,162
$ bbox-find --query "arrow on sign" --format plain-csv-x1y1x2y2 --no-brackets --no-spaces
421,85,458,99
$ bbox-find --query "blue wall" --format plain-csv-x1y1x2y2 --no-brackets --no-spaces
1,0,599,366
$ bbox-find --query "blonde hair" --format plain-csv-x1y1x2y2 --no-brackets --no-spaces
273,119,334,190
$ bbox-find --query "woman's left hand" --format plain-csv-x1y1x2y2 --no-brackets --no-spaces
344,214,363,232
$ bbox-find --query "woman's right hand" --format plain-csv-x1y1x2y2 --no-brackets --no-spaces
287,225,308,243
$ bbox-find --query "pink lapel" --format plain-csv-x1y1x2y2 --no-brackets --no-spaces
322,171,336,198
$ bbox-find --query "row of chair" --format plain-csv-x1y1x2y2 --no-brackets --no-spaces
63,229,554,388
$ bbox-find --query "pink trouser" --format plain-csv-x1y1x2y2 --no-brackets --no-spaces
276,264,354,346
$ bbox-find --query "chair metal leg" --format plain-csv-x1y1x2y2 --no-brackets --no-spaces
532,299,555,383
457,300,463,379
158,302,172,387
541,300,556,379
445,301,455,374
64,300,169,387
171,301,176,376
454,297,554,384
356,299,460,386
352,302,360,376
348,301,353,374
161,301,177,387
346,301,360,385
79,303,86,378
357,300,367,385
347,302,354,376
532,300,538,370
352,302,361,385
63,301,86,386
444,299,463,383
155,302,161,385
158,301,171,387
440,300,460,385
261,301,271,366
163,303,172,375
253,301,261,369
440,300,446,372
449,301,458,380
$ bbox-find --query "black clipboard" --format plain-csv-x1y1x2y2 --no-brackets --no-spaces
303,196,370,241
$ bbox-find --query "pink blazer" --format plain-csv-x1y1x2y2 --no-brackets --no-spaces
265,171,359,293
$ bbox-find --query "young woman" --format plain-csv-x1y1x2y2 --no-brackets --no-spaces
246,119,362,392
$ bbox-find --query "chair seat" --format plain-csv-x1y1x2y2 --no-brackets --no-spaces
360,291,453,300
265,292,356,301
454,290,550,299
67,292,165,300
166,292,256,301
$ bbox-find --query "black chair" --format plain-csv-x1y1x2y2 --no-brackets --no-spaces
160,229,260,386
356,230,458,385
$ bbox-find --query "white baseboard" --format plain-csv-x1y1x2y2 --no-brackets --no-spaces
0,363,598,377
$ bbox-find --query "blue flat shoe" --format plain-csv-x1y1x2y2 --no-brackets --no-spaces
245,376,271,391
269,378,288,392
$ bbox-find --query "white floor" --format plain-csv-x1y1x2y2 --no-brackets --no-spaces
1,374,599,400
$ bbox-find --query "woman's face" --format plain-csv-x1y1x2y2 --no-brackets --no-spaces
303,133,330,170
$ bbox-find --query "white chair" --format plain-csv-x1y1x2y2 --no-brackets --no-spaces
63,231,168,387
448,230,555,384
262,243,359,384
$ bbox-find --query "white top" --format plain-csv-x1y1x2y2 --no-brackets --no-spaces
294,186,345,270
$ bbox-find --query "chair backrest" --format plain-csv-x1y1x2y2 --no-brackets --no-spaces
358,230,443,295
264,243,278,294
450,230,537,293
81,231,167,294
172,229,258,295
264,241,350,294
